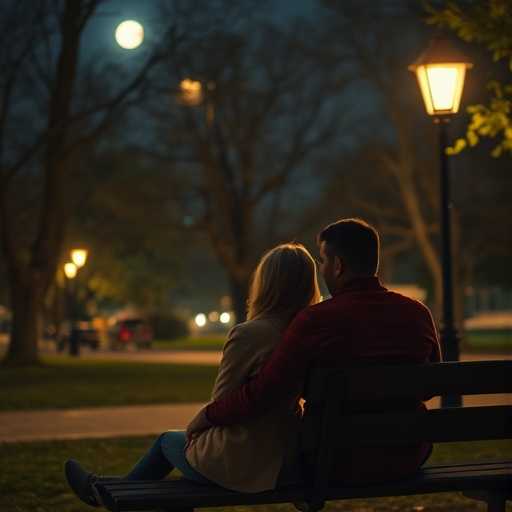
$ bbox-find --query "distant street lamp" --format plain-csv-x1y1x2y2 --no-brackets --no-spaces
63,262,77,280
64,249,88,356
410,34,472,408
71,249,88,270
178,78,204,106
177,78,215,131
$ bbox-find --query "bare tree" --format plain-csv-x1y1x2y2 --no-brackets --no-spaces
0,0,189,364
305,2,447,317
310,0,511,327
139,11,355,322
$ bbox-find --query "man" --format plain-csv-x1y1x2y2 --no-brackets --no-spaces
187,218,441,484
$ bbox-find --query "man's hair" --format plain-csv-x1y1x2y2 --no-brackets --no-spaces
247,243,321,321
317,218,379,276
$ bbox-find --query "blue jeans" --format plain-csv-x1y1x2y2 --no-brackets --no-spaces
123,430,212,484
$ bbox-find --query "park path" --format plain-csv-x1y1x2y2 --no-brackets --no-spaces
0,350,509,443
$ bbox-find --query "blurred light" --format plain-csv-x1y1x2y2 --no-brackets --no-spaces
71,249,88,268
64,263,77,279
220,312,230,324
195,313,207,327
209,311,219,322
179,78,203,106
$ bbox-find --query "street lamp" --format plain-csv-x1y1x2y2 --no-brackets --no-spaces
410,34,472,408
64,249,88,356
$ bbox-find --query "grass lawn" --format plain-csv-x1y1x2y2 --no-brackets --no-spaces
1,437,511,512
154,333,226,350
0,358,219,410
465,329,512,351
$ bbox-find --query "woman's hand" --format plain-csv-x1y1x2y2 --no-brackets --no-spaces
186,406,213,446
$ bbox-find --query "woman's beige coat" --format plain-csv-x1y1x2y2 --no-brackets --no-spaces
186,317,303,492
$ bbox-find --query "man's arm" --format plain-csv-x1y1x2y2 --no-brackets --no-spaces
186,309,315,439
185,325,266,445
426,308,442,363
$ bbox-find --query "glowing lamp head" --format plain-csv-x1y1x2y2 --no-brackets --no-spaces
410,35,472,116
64,263,77,279
71,249,88,268
178,78,203,106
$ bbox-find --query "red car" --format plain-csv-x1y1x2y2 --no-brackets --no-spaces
109,319,153,350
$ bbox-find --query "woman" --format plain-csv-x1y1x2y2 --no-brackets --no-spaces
65,243,321,506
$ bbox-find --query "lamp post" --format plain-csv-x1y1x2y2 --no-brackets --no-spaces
410,35,472,408
64,249,88,356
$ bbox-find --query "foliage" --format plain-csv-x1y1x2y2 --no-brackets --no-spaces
447,81,512,157
146,309,190,339
424,0,512,156
59,146,198,316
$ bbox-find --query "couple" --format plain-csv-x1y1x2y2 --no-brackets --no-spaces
65,218,441,507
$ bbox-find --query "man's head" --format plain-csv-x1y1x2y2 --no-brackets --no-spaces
317,218,379,295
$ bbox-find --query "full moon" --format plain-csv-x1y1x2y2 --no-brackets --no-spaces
115,20,144,49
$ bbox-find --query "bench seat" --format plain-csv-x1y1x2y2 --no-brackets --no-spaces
95,459,512,511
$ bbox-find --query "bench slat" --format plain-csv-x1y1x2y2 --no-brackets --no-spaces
94,460,512,512
304,360,512,402
300,405,512,449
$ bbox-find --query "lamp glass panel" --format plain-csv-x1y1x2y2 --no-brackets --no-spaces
416,64,467,115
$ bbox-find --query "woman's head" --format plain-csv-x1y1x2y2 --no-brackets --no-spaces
246,243,321,322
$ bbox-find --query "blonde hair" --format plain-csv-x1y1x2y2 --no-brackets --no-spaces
246,243,321,322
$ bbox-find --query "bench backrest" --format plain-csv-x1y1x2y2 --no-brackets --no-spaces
299,360,512,510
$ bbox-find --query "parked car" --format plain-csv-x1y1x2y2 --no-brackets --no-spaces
55,320,100,351
109,318,153,350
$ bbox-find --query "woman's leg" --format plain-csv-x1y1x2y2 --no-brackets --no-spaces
159,430,213,484
123,432,176,481
123,431,212,484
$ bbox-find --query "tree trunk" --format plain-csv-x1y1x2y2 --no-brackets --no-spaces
1,0,81,365
380,112,443,321
5,274,44,365
229,275,250,325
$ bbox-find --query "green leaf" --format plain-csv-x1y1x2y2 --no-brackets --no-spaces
446,138,467,155
467,130,479,147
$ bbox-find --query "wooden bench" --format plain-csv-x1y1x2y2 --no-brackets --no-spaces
94,360,512,512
